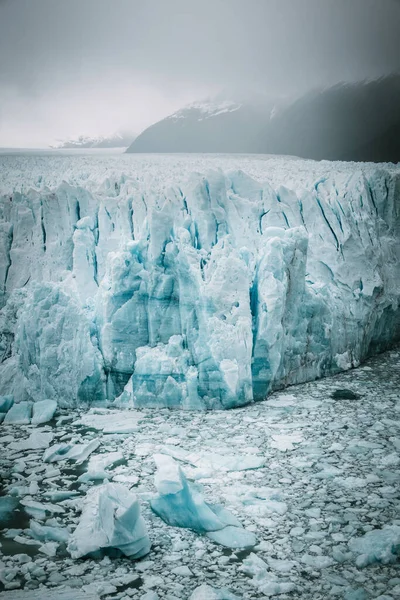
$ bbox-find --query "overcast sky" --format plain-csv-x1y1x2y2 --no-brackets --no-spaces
0,0,399,147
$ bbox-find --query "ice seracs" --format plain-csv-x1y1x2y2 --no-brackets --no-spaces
0,155,400,409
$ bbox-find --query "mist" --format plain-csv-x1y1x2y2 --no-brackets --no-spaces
0,0,399,147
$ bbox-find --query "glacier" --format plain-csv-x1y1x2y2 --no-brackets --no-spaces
0,154,399,409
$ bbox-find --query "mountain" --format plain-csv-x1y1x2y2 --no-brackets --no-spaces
126,76,400,162
52,131,135,149
126,95,281,154
258,75,400,162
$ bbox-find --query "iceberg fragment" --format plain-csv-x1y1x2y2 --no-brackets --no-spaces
43,438,100,464
3,401,32,424
240,553,297,596
189,584,240,600
31,399,57,425
348,525,400,567
0,395,14,413
68,482,150,559
150,454,256,548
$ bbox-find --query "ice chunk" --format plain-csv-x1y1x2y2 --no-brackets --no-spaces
68,482,150,559
73,409,140,433
9,430,54,450
0,589,99,600
240,553,296,596
190,584,240,600
0,395,14,412
43,438,100,464
3,401,32,424
0,496,18,525
31,399,57,424
206,526,258,549
348,525,400,567
150,454,256,548
78,451,124,481
29,520,69,543
160,446,265,472
20,499,65,519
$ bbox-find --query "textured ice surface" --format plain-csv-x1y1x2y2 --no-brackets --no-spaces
43,438,100,463
0,348,399,598
150,454,256,548
348,525,400,567
3,402,32,424
0,154,399,409
190,584,240,600
68,482,150,559
240,553,297,596
31,399,57,425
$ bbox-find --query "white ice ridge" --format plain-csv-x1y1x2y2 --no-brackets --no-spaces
0,155,399,409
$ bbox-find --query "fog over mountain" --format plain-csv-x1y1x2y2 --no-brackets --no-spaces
126,77,400,162
0,0,399,150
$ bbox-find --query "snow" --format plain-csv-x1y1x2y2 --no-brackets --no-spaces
67,482,150,559
0,154,399,409
168,100,242,122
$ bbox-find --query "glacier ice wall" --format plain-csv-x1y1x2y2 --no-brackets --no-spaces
0,157,399,409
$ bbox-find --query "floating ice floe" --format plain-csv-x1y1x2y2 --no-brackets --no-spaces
240,553,296,596
0,589,99,600
0,395,14,413
189,584,240,599
68,482,150,559
43,438,100,463
160,445,265,473
348,525,400,567
31,399,57,425
73,409,141,433
9,430,54,451
29,520,69,543
3,402,32,425
78,451,124,481
150,454,257,549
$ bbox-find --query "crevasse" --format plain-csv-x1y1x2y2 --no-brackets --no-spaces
0,160,399,409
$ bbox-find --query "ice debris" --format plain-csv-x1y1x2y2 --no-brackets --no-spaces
31,399,57,424
3,402,32,424
43,438,100,463
68,482,150,559
348,525,400,567
190,584,240,600
150,454,257,548
240,553,296,596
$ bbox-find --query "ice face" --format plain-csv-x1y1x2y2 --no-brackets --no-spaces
0,155,399,409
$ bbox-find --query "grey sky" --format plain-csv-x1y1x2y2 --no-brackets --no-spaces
0,0,399,147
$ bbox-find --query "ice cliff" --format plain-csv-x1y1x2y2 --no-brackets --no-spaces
0,156,399,409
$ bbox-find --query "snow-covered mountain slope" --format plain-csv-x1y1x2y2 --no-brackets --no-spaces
52,131,135,149
127,77,400,162
0,154,399,409
126,97,276,154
